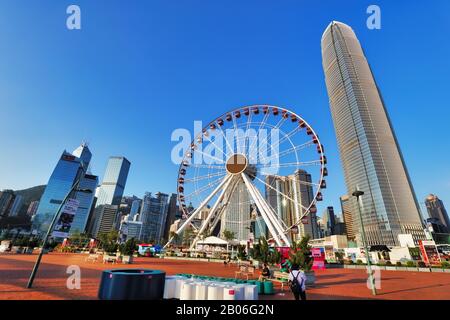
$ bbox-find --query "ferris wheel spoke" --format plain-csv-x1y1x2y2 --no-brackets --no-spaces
257,160,322,170
258,126,302,165
277,140,315,158
248,111,270,156
183,171,228,183
253,175,310,212
214,120,235,156
202,134,228,162
187,163,227,170
183,175,227,200
192,148,225,164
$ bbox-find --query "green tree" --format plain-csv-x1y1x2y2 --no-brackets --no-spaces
288,235,313,271
237,245,247,261
250,236,281,266
119,238,137,256
222,229,235,242
182,228,195,247
98,230,119,254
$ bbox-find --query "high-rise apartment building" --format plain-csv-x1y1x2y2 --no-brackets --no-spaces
92,205,119,237
0,190,15,218
27,201,40,217
321,21,425,246
8,195,23,217
140,192,169,242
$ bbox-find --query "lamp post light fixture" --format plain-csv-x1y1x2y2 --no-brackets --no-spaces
26,186,93,289
352,189,377,296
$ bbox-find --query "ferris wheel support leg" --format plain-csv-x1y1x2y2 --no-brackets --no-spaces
163,174,231,249
189,176,236,250
207,177,240,235
241,173,283,247
242,173,290,246
251,185,291,246
250,183,291,246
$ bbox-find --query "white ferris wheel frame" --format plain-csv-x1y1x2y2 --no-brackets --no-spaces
164,105,326,249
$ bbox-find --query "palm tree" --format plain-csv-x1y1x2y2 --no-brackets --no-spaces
222,229,235,254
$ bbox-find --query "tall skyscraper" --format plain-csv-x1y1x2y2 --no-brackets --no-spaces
130,198,142,219
265,169,319,241
163,193,179,240
140,192,169,242
95,157,131,207
69,173,98,235
32,144,96,236
322,206,336,236
220,181,251,242
340,195,355,240
425,194,449,233
90,156,130,237
321,21,425,246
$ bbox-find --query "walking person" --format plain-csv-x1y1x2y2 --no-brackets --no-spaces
288,264,307,300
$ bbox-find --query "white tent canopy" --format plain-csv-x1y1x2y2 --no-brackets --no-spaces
197,236,229,245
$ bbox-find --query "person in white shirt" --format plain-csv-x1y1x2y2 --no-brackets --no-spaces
288,264,307,300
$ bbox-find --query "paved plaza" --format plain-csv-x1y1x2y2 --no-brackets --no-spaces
0,253,449,300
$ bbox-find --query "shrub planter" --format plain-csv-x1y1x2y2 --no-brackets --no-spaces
431,268,444,273
345,265,356,269
98,269,165,300
11,246,22,254
407,267,418,272
122,255,133,264
418,268,430,272
305,271,316,286
396,267,407,271
444,269,450,273
385,266,396,271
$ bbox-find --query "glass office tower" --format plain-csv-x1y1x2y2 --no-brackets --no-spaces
69,173,98,235
265,169,319,242
140,192,169,242
321,21,425,246
33,144,95,236
95,157,131,207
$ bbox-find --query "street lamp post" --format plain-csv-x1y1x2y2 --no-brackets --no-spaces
352,189,377,296
26,181,92,289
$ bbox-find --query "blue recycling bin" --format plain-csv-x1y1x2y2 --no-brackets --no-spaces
98,269,166,300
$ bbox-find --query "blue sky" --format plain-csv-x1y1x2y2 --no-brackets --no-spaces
0,0,449,217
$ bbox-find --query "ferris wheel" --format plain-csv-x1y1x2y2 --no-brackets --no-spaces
165,105,327,249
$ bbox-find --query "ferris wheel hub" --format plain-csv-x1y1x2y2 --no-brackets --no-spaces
226,153,248,174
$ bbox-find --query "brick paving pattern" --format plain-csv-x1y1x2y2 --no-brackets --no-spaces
1,253,449,300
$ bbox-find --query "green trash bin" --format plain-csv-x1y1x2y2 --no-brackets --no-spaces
256,281,264,294
263,281,274,295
